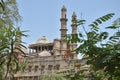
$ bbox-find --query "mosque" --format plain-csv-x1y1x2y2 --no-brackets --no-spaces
14,5,82,80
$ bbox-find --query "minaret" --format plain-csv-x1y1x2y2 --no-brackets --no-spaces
60,5,68,55
60,5,68,40
71,12,78,59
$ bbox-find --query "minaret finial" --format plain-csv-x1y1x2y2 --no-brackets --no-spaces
61,5,66,11
72,12,77,19
71,12,77,34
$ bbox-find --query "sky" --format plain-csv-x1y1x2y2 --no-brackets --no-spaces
17,0,120,48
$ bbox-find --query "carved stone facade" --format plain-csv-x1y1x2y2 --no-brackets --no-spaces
15,6,80,80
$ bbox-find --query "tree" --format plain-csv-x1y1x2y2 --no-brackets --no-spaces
67,13,120,79
0,0,27,80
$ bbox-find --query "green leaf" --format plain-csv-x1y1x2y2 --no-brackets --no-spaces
106,26,119,29
99,32,108,40
93,22,98,26
79,33,83,37
116,32,120,36
0,0,5,11
89,24,96,27
96,19,102,24
109,36,119,40
76,20,86,26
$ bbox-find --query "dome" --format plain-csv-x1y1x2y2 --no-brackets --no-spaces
39,50,51,56
36,36,51,44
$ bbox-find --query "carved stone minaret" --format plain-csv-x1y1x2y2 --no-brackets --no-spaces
60,5,68,55
71,12,78,59
60,5,68,40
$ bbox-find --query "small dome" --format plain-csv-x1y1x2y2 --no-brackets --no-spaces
39,50,51,56
36,36,51,44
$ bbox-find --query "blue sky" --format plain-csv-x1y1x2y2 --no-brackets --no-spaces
17,0,120,47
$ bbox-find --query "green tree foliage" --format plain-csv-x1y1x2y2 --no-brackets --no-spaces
67,13,120,79
0,0,21,25
0,0,5,11
0,0,27,80
40,74,65,80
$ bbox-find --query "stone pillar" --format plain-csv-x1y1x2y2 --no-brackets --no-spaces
60,40,67,55
53,38,60,55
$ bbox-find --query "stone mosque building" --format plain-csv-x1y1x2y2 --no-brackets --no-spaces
15,6,81,80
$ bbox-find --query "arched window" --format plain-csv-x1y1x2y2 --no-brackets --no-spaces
54,65,60,70
41,65,45,74
48,65,52,70
28,66,32,72
35,65,38,72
